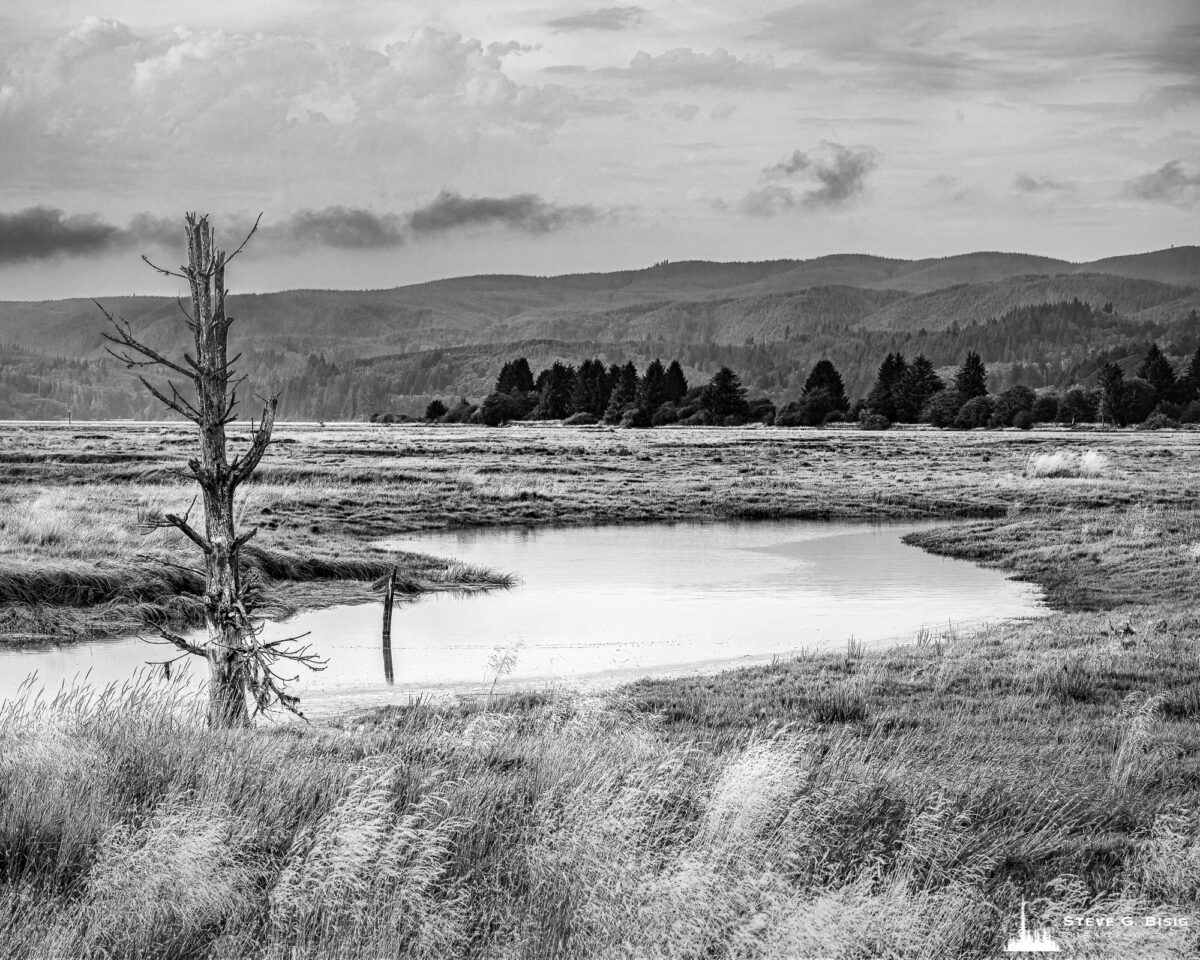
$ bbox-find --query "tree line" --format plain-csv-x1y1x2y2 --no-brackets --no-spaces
404,339,1200,430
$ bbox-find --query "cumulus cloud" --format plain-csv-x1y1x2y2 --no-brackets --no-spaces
763,149,812,179
407,191,601,235
606,47,788,92
547,7,645,32
1125,159,1200,205
1014,172,1070,193
740,143,880,215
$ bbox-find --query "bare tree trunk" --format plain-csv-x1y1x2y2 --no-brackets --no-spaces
101,213,316,728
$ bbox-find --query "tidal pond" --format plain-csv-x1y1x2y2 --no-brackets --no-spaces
0,520,1046,715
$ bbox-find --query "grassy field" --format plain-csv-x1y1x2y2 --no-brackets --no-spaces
1,421,1199,957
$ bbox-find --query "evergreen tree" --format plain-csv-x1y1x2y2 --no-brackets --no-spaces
495,357,534,394
801,359,849,411
638,358,668,411
953,351,989,399
701,366,750,420
571,358,610,416
1097,362,1127,425
424,398,447,420
1136,343,1177,402
896,354,944,422
535,361,577,419
604,361,641,423
866,353,908,420
664,359,688,402
1184,346,1200,402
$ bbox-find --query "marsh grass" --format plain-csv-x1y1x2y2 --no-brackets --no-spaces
2,610,1199,959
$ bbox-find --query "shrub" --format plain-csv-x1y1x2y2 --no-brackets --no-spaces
919,389,963,428
1013,410,1035,430
619,407,652,429
1180,400,1200,424
424,399,447,421
1139,412,1179,431
953,395,994,429
1031,393,1059,423
651,403,678,427
563,412,599,426
858,413,891,431
480,392,529,427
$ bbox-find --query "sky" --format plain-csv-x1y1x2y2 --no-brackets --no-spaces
0,0,1198,299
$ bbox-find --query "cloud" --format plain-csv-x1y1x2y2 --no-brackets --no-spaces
1014,172,1070,193
662,101,699,121
606,47,788,92
0,194,605,264
0,207,123,263
406,191,601,235
740,143,880,215
547,7,645,32
270,208,406,248
1125,159,1200,205
763,149,812,179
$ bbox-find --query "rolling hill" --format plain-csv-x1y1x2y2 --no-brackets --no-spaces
1,246,1198,419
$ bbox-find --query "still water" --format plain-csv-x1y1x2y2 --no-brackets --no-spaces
0,521,1046,715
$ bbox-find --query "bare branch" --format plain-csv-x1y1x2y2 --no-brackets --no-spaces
140,254,190,281
97,304,197,381
137,377,201,424
224,213,262,266
154,630,205,658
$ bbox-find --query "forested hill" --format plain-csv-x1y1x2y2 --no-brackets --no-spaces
0,246,1197,419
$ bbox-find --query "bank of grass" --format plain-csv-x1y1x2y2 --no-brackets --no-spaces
1,605,1198,959
0,482,512,641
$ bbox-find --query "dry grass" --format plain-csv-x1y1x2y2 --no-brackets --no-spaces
1,607,1199,959
1026,449,1112,478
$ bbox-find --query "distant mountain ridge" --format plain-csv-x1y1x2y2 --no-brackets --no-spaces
1,246,1198,420
1,247,1196,360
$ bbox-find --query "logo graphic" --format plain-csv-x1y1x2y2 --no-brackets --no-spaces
1005,900,1062,953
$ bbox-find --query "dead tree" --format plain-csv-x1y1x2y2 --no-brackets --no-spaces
100,213,321,727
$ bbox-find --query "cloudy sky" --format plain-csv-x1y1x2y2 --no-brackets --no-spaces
1,0,1198,298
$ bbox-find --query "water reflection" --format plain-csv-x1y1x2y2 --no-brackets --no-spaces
0,520,1047,711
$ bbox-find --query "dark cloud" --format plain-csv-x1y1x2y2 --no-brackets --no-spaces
271,207,406,248
1125,159,1200,205
1014,172,1070,193
0,207,121,264
763,149,812,179
406,190,601,235
741,143,879,215
0,194,603,265
547,7,645,32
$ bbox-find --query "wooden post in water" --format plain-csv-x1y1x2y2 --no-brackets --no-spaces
382,565,396,642
382,564,396,685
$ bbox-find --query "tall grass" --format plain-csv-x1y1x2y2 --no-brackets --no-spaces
1,616,1198,960
1026,449,1111,478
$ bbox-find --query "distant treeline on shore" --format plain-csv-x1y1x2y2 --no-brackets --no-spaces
381,340,1200,431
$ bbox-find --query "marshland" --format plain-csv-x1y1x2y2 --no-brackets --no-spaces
1,420,1199,958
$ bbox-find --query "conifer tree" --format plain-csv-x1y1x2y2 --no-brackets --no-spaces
953,351,989,400
1097,362,1127,425
866,353,908,420
1136,343,1177,402
535,361,576,419
896,354,944,421
802,359,849,411
604,361,640,423
701,366,749,420
495,357,534,394
664,359,688,402
639,358,668,411
571,358,609,416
